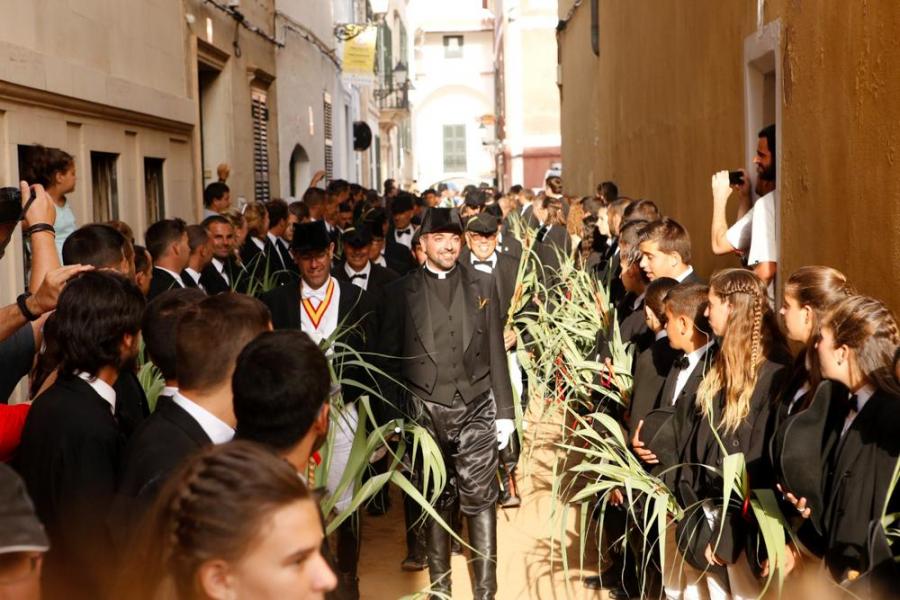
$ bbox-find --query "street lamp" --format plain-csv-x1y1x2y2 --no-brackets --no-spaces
392,61,408,88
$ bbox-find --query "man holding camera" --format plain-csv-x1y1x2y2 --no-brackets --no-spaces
710,124,778,302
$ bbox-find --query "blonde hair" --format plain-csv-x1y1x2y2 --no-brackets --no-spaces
697,269,787,433
242,202,268,237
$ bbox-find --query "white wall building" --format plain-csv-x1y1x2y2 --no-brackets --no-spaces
409,0,497,190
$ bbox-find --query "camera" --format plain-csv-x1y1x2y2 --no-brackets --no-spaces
0,186,36,223
727,171,745,186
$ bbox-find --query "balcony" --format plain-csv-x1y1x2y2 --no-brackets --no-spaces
375,85,410,112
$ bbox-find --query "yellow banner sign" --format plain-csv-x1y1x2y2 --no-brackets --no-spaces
342,26,378,79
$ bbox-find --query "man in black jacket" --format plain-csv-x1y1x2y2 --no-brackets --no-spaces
260,220,376,598
112,293,270,548
145,218,190,300
384,193,418,274
14,271,144,600
332,225,399,310
200,215,249,294
378,208,514,600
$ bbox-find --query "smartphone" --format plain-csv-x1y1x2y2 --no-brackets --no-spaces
728,171,745,186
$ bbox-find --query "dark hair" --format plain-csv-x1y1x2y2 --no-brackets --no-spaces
598,181,618,203
824,295,900,397
203,182,229,208
266,198,289,227
623,199,660,224
133,244,151,273
288,201,309,221
509,184,523,195
234,331,331,451
185,225,209,253
639,217,692,265
142,289,206,381
105,220,135,245
645,277,679,324
202,214,230,230
25,145,75,188
545,175,563,195
663,283,711,335
118,441,311,600
423,188,438,197
145,218,187,261
618,219,649,253
326,179,350,198
302,187,326,209
53,271,145,375
62,224,128,269
176,293,271,392
759,124,776,164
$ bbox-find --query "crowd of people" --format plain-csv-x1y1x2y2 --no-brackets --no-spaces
0,124,897,600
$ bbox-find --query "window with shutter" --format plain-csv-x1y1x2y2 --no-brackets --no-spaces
442,124,467,172
324,93,334,182
251,90,271,202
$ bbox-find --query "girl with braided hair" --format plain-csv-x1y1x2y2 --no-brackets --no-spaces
118,441,336,600
783,295,900,592
675,269,790,599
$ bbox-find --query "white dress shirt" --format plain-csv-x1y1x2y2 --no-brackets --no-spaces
655,329,668,342
670,341,714,405
76,372,116,413
161,385,179,398
344,261,371,291
183,267,204,289
157,266,186,288
674,265,695,283
300,276,341,346
470,251,497,274
841,383,876,437
171,391,234,444
251,236,265,251
394,225,416,249
374,251,387,268
267,232,287,269
211,257,230,285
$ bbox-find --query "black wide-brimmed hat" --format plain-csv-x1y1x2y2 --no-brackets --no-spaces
391,193,414,214
291,221,331,253
342,225,373,248
419,207,462,235
464,190,486,208
465,212,499,235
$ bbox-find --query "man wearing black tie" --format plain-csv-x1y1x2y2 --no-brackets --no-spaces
266,198,300,279
182,224,212,292
378,208,515,599
200,215,247,294
385,192,418,274
145,218,190,300
332,225,399,307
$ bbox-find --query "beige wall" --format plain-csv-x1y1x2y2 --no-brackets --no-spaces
557,0,900,311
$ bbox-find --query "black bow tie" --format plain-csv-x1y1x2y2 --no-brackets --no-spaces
847,394,860,413
473,260,493,268
396,228,412,236
674,356,691,370
349,273,367,281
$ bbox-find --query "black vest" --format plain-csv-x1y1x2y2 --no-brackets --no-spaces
423,270,468,403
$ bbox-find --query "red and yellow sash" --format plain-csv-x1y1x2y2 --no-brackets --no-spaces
301,279,335,330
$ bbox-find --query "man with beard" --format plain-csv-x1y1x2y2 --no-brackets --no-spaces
378,208,515,599
14,271,144,600
710,124,778,300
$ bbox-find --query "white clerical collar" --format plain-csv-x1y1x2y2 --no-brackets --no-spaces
655,329,668,341
156,266,186,287
76,372,116,412
172,391,234,444
424,262,455,280
675,266,695,283
345,261,371,279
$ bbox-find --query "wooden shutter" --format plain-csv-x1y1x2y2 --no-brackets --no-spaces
324,93,334,181
251,90,271,202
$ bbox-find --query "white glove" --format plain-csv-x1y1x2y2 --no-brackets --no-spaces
496,419,516,451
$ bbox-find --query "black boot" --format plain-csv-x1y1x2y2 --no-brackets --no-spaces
450,508,464,555
335,519,360,600
401,491,427,571
426,510,453,598
466,509,498,600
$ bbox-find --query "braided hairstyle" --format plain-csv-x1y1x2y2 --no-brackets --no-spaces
117,441,311,600
823,295,900,397
697,269,789,433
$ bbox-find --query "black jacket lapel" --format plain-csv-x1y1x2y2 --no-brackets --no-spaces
406,271,436,357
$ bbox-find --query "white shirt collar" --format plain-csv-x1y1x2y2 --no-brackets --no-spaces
76,372,116,412
655,329,668,341
251,236,265,251
685,341,714,372
675,265,695,283
267,231,281,247
424,262,455,279
469,251,497,273
156,266,186,287
344,260,371,278
853,383,877,413
172,391,234,444
162,385,179,398
631,292,646,311
184,267,202,285
301,276,334,301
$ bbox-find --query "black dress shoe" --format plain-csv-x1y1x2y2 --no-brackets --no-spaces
582,575,604,590
607,586,637,600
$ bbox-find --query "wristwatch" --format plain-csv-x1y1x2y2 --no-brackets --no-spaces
16,292,39,321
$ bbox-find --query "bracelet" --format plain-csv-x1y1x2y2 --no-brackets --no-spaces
24,223,56,237
16,292,39,321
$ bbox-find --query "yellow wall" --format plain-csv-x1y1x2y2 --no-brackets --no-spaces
557,0,900,311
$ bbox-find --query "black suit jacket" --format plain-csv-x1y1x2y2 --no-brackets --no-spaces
498,233,523,260
332,262,400,310
822,388,900,579
111,398,213,549
377,265,515,420
113,369,150,440
627,336,680,438
181,269,201,289
14,375,123,600
147,267,185,301
457,251,519,317
260,278,377,404
384,237,417,275
200,257,251,294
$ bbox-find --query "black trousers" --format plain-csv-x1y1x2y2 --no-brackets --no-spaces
410,391,499,515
